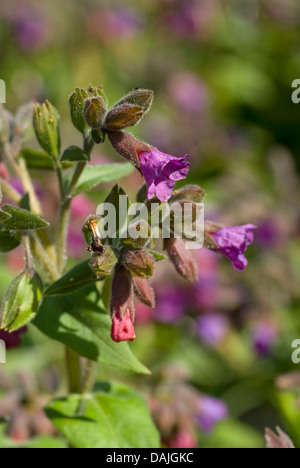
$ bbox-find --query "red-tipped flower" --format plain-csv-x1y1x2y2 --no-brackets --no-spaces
111,309,136,343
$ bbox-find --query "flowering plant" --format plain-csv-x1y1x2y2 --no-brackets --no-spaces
0,86,255,448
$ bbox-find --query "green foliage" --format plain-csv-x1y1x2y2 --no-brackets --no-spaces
68,163,134,195
60,146,90,162
45,381,160,448
0,225,21,252
0,270,43,331
34,285,150,374
44,260,98,296
0,205,49,230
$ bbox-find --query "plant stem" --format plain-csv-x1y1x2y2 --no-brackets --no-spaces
23,232,33,273
56,137,93,274
30,233,60,282
65,347,81,393
81,360,98,394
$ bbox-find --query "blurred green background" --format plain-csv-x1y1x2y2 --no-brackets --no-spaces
1,0,300,448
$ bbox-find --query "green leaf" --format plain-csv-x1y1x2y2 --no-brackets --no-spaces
44,260,99,296
0,205,49,230
45,381,160,448
61,146,90,162
0,210,11,223
21,148,72,170
0,270,43,331
34,285,149,374
69,163,134,195
148,250,167,262
0,423,67,448
0,226,21,252
21,436,68,449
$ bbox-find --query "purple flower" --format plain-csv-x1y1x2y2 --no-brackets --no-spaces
14,10,48,52
211,224,257,271
197,313,229,347
193,249,219,310
0,327,27,350
256,219,281,249
138,149,190,202
168,72,209,114
196,396,228,433
154,286,187,323
252,322,277,357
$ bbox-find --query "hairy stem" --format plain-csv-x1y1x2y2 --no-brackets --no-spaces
30,233,60,282
56,137,93,274
65,348,81,394
23,232,34,273
80,360,98,394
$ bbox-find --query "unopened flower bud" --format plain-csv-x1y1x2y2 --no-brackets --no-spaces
165,237,198,282
69,88,89,134
104,104,144,131
89,248,117,279
86,84,108,104
114,89,154,114
108,131,151,168
33,101,60,158
203,221,223,250
84,97,107,130
122,220,151,249
170,185,205,204
122,249,155,279
133,276,155,308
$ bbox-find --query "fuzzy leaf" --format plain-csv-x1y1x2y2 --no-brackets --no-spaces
34,285,149,374
0,205,49,230
45,382,160,448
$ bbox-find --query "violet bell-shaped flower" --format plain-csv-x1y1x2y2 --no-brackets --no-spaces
138,148,190,202
210,224,257,271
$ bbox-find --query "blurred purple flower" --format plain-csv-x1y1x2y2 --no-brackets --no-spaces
138,148,190,202
71,194,95,218
211,224,257,271
13,10,48,51
193,249,219,310
256,219,281,249
10,178,24,195
196,396,228,433
87,7,142,42
167,73,209,114
154,285,187,323
197,313,229,347
0,327,27,350
252,322,277,357
67,229,85,258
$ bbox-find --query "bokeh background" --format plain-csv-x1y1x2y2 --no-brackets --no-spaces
1,0,300,448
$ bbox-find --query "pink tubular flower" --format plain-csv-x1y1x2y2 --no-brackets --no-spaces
168,430,197,448
138,149,190,202
211,224,257,271
111,310,136,343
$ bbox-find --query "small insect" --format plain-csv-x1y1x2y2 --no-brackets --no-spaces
82,215,105,254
